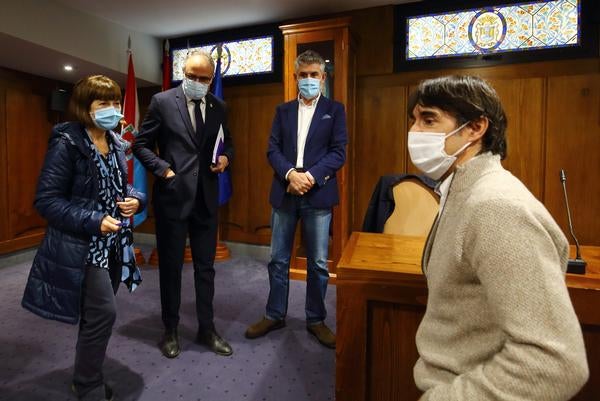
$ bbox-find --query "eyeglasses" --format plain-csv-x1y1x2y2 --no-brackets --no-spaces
185,73,213,84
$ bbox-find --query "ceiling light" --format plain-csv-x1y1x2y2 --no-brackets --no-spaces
325,59,330,63
64,65,73,72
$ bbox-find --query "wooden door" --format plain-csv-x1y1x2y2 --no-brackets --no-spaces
280,17,355,278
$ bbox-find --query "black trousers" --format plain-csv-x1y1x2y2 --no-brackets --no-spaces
155,200,218,332
73,266,117,399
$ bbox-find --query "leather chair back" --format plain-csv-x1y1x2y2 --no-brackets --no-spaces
383,178,439,236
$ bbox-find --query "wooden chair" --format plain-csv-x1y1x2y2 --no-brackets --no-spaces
383,178,439,237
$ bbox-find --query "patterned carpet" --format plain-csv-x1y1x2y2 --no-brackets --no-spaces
0,250,336,401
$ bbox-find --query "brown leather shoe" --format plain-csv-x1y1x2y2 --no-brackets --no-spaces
245,317,285,339
307,322,336,349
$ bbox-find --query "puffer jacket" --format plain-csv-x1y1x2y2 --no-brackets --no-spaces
21,121,146,324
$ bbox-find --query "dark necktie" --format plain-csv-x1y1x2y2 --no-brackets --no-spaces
192,99,205,139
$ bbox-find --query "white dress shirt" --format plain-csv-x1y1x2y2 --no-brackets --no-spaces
296,93,320,168
185,94,206,132
435,172,454,214
285,94,320,181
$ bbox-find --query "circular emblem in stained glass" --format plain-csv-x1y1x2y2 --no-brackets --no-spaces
468,9,507,52
210,44,232,75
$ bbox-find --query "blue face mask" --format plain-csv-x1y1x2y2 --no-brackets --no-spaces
298,77,321,99
92,106,123,131
183,77,209,100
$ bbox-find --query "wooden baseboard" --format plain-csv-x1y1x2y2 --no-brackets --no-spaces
0,232,44,255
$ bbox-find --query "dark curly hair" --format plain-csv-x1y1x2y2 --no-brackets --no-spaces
408,75,508,159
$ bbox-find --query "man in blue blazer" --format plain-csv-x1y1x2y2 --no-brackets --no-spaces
245,50,348,348
133,50,234,358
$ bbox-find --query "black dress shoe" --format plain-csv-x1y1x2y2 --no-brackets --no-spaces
196,329,233,356
71,383,114,400
159,329,180,358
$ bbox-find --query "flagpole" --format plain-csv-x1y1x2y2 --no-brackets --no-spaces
214,43,231,261
123,36,148,266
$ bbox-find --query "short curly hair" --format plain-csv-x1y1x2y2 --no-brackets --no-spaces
294,50,325,73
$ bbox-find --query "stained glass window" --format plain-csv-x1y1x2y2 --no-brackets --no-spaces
172,36,274,80
406,0,580,60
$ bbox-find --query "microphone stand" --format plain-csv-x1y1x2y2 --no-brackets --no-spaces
560,169,586,274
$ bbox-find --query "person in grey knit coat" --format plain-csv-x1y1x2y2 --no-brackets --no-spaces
407,75,589,401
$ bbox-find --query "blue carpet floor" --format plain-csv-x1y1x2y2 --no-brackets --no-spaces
0,251,336,401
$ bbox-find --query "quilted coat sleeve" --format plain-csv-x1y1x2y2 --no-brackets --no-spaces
126,184,147,213
34,136,104,236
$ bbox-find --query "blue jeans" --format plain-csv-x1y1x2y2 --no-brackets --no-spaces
266,197,332,324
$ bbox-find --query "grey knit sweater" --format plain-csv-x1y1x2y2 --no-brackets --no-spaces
414,153,589,401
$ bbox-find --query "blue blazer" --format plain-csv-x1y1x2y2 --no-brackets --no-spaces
267,96,348,209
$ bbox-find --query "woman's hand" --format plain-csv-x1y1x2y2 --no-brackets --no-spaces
117,197,140,217
100,215,122,234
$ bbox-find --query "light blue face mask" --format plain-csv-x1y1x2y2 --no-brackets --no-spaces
298,77,321,99
183,77,209,100
92,106,123,131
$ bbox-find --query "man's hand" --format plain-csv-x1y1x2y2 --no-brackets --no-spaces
164,168,175,178
287,171,314,195
210,155,229,173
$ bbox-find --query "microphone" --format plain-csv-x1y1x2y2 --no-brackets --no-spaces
559,169,586,274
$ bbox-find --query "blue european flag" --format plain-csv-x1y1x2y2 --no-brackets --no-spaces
213,46,232,206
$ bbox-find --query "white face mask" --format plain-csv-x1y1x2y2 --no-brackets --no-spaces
183,77,209,100
407,121,471,180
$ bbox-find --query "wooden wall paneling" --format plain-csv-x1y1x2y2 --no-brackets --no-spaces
221,88,251,242
5,87,49,240
348,5,394,77
405,84,420,176
331,24,354,266
545,74,600,246
488,78,545,199
368,301,423,401
347,39,358,245
0,67,71,254
0,87,7,242
247,90,281,244
336,283,369,401
576,324,600,400
353,82,408,231
360,59,600,90
221,83,283,245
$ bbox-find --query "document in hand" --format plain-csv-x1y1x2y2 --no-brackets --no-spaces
212,124,225,165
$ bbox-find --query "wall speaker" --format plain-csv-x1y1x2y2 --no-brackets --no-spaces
49,89,69,113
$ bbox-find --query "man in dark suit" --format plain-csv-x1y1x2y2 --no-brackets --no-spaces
245,50,347,349
133,50,234,358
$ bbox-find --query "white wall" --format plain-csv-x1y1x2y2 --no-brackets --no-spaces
0,0,161,84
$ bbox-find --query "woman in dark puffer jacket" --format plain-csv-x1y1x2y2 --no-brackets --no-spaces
22,75,146,401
